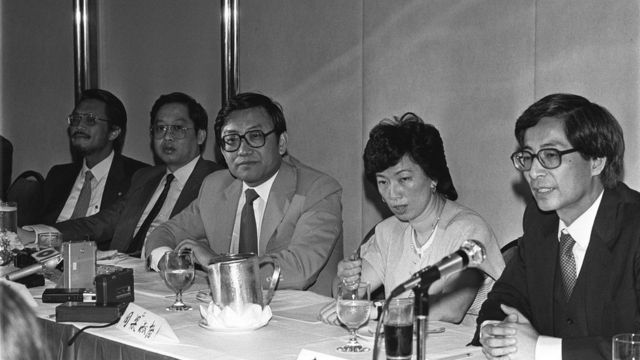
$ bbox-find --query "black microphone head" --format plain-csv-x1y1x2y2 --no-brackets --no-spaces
460,239,486,267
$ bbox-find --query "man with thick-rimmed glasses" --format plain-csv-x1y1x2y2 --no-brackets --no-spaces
22,92,223,254
144,92,343,296
40,89,148,224
473,93,640,360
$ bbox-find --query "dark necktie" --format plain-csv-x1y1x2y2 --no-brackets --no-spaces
70,170,94,219
238,189,260,254
126,174,175,255
559,230,577,301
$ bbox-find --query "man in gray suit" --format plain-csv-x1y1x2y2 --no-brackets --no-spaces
23,92,223,253
145,92,343,295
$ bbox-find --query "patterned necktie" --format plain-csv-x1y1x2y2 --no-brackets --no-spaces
239,189,260,254
126,174,175,255
70,170,94,219
559,230,577,301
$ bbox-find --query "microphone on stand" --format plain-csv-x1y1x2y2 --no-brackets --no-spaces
5,253,63,281
389,239,486,298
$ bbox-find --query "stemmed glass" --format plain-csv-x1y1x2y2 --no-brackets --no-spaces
336,281,371,353
159,249,196,311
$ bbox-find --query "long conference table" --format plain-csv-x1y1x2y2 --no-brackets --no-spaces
20,256,485,360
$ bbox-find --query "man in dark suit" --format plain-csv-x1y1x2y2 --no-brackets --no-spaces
474,94,640,360
41,89,148,224
145,92,343,295
44,92,223,252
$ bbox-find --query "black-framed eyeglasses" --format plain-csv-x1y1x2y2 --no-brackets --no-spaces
150,125,194,139
67,113,109,127
510,148,578,171
221,129,276,152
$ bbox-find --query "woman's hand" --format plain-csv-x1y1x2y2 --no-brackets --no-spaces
337,258,362,285
175,239,218,267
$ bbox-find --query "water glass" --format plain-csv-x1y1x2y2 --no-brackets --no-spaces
384,298,414,360
613,333,640,360
0,201,17,233
336,281,371,353
37,232,63,251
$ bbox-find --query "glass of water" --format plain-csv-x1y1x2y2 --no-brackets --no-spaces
336,281,371,353
613,333,640,360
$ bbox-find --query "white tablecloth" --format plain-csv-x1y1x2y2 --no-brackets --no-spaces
28,257,484,360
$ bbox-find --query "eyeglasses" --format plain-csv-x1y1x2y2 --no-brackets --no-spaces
510,148,578,171
221,129,276,152
150,125,194,139
67,113,109,127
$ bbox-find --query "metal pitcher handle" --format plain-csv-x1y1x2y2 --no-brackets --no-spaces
259,256,280,305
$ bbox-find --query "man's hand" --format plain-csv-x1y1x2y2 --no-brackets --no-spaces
175,239,217,267
480,304,539,360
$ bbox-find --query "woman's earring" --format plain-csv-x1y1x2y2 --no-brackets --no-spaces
431,183,437,193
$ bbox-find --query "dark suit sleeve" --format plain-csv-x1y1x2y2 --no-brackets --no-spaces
471,234,533,345
54,197,127,249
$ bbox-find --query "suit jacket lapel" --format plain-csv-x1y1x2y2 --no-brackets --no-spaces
581,188,618,328
529,212,559,333
260,161,295,254
102,154,125,207
111,167,165,251
171,158,204,217
212,177,242,254
124,170,165,236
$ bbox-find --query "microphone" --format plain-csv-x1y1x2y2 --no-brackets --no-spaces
390,239,486,298
5,253,63,281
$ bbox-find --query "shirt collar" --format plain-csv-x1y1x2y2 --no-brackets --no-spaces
167,156,200,187
82,151,114,181
558,190,604,248
242,170,279,201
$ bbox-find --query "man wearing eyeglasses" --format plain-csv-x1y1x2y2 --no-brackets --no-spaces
474,93,640,360
144,92,343,295
40,89,149,225
31,92,223,253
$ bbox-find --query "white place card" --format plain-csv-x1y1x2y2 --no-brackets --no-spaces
297,349,348,360
117,302,179,343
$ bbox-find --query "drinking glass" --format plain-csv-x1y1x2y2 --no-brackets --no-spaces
159,249,196,311
0,201,17,234
384,298,414,360
336,281,371,353
613,333,640,360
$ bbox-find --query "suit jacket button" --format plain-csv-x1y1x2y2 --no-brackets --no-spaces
566,318,573,325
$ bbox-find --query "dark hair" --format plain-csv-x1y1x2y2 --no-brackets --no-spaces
1,283,53,360
78,89,127,153
515,93,625,188
214,92,287,144
149,92,208,151
363,112,458,200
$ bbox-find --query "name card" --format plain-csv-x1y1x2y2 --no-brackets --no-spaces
297,349,348,360
117,303,179,343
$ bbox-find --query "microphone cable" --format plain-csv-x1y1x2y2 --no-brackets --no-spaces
66,315,121,346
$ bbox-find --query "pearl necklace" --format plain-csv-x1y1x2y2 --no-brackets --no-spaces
410,201,445,258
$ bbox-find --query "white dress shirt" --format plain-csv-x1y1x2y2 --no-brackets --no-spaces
534,190,604,360
56,151,114,222
229,171,278,253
